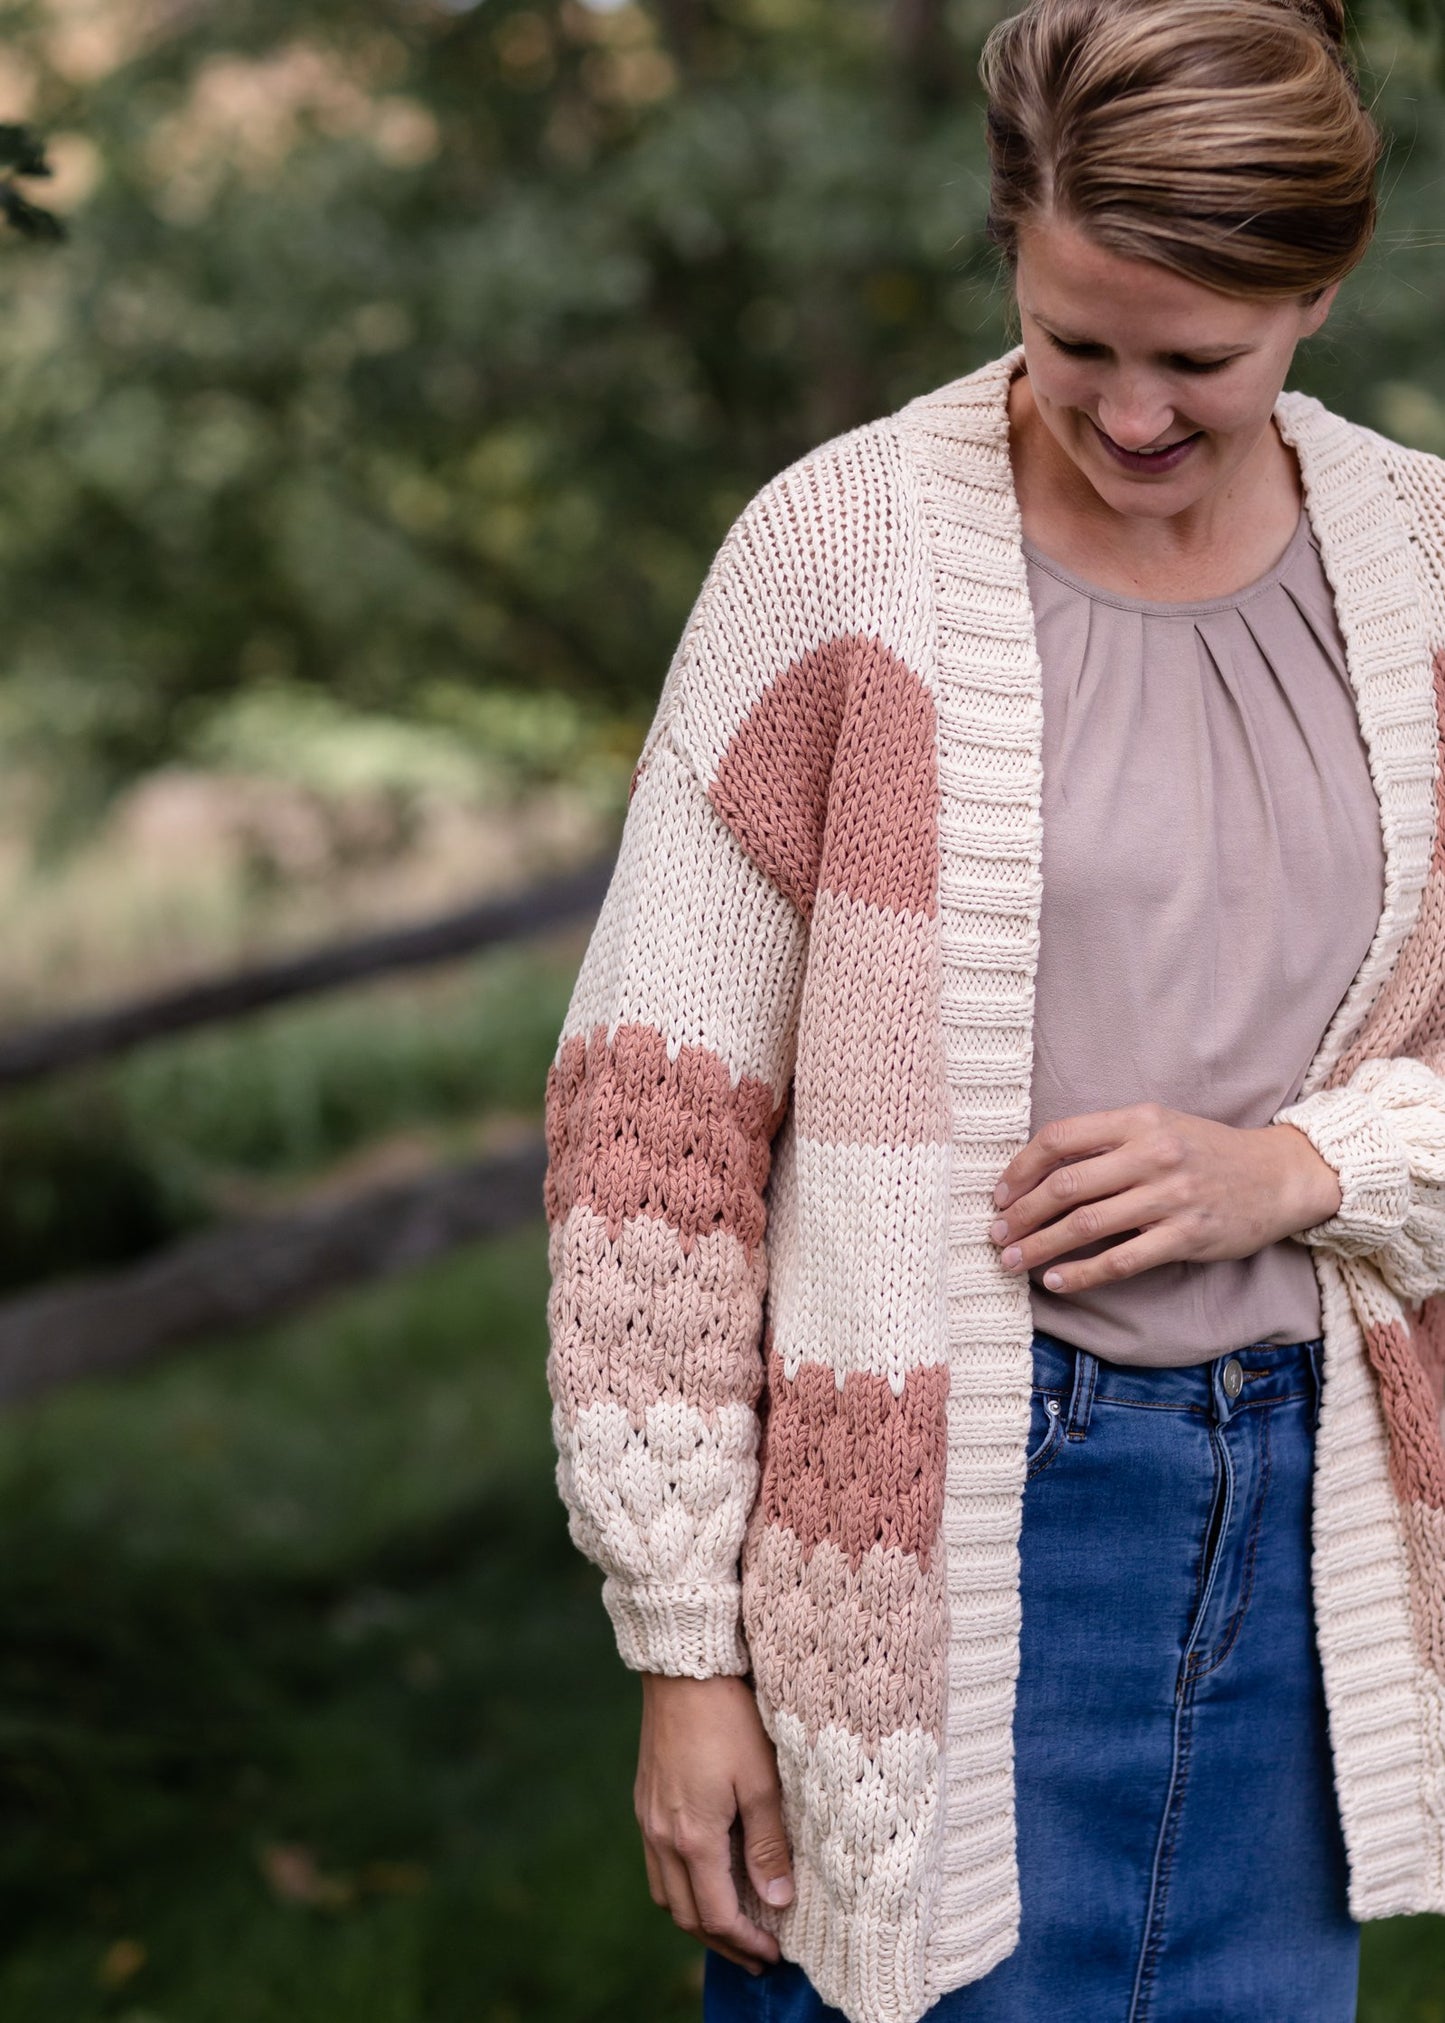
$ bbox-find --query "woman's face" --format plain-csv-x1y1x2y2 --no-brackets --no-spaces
1012,215,1338,521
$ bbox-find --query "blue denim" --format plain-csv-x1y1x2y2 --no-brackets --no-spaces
703,1329,1360,2022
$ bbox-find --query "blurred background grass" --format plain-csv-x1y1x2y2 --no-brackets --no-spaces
0,0,1440,2016
0,1224,1438,2021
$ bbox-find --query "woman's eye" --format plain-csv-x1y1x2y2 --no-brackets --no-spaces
1044,331,1233,375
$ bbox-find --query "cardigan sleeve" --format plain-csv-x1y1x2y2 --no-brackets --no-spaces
1272,1052,1445,1304
1279,428,1445,1302
540,504,816,1679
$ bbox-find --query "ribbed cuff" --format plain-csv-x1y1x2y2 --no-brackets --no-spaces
1272,1087,1413,1255
602,1576,751,1677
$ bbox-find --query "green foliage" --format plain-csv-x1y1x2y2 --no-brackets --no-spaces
0,1083,206,1292
0,0,1436,824
110,941,576,1179
190,689,491,805
189,677,627,807
0,1232,704,2023
0,1228,1435,2020
0,120,64,239
0,939,578,1291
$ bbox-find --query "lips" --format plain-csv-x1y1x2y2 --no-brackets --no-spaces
1090,416,1202,474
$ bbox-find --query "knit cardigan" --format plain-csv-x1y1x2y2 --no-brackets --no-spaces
541,344,1445,2023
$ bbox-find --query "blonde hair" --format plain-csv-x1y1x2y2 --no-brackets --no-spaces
979,0,1383,300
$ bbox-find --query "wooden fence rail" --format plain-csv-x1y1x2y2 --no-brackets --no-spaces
0,853,613,1088
0,1135,549,1404
0,855,614,1395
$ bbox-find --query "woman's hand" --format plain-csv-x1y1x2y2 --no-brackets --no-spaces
988,1104,1344,1294
635,1673,795,1975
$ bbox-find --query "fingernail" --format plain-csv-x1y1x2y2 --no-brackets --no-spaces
1002,1246,1022,1269
988,1218,1008,1242
995,1181,1010,1206
764,1876,794,1905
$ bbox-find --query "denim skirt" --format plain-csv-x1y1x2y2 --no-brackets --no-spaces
703,1328,1360,2022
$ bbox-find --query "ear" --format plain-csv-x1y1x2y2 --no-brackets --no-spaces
1301,279,1342,337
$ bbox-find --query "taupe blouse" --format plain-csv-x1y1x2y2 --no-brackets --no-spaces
1023,504,1386,1367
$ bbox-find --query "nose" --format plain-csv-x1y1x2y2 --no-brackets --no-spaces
1095,386,1176,452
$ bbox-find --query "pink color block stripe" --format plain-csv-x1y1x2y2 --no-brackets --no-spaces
754,1337,949,1573
1416,1298,1445,1419
544,1022,786,1260
820,638,940,918
1424,643,1432,873
709,636,938,921
545,1203,766,1431
1365,1313,1445,1510
793,889,949,1147
1335,866,1445,1080
1401,1500,1445,1680
740,1516,946,1751
1332,650,1445,1079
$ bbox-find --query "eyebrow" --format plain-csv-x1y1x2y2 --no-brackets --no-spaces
1027,309,1252,362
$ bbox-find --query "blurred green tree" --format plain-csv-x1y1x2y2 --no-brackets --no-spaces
0,0,1436,829
0,120,65,238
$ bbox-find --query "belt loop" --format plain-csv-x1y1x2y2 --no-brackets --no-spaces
1065,1347,1098,1442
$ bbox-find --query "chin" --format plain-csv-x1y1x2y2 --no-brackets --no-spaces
1091,473,1206,515
1078,433,1215,504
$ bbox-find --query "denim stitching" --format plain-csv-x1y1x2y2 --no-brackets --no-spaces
1129,1693,1198,2022
1024,1390,1066,1479
1130,1420,1236,2020
1189,1405,1274,1683
1306,1344,1317,1434
1025,1419,1065,1480
1065,1349,1097,1440
1178,1493,1213,1632
1179,1418,1235,1686
1068,1395,1304,1415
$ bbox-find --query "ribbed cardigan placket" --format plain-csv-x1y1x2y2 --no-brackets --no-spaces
894,361,1047,1995
895,349,1445,2004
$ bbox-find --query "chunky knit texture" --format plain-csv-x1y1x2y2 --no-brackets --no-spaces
541,345,1445,2023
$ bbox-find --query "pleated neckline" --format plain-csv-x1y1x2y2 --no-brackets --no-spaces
1021,503,1311,617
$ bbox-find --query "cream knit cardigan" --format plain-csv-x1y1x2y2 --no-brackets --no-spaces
542,344,1445,2023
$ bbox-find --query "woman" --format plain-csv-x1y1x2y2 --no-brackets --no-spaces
542,2,1445,2019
